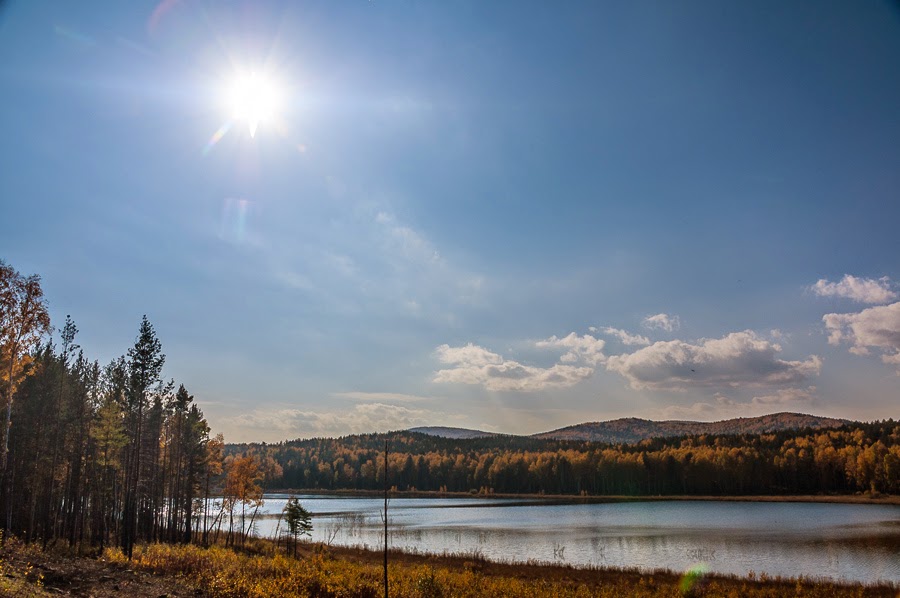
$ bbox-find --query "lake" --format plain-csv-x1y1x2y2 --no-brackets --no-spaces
217,494,900,584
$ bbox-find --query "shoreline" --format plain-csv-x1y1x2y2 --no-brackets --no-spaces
267,488,900,505
3,534,897,596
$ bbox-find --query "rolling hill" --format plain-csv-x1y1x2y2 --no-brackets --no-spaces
410,412,849,444
407,426,499,439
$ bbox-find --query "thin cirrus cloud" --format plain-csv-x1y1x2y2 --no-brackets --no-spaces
371,210,485,310
268,207,483,320
642,313,681,332
374,211,442,268
811,275,897,304
823,301,900,367
432,336,603,392
332,391,436,403
227,402,463,439
604,331,822,391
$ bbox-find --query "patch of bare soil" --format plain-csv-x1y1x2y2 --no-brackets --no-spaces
2,547,199,598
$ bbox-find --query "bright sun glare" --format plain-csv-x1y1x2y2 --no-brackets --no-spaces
226,71,281,138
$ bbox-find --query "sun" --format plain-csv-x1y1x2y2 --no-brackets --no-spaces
225,70,282,138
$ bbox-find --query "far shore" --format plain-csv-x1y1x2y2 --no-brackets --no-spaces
267,488,900,505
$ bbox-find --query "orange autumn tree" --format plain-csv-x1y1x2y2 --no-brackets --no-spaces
0,260,50,471
223,455,264,546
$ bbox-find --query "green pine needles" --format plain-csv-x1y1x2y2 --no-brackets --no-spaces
282,497,313,556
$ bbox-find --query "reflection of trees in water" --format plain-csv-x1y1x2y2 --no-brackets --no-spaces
323,512,370,544
389,527,424,542
590,537,607,562
552,542,566,560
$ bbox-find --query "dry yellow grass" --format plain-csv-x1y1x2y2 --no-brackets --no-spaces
99,542,898,598
1,531,896,598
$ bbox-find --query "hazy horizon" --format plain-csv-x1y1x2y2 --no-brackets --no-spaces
2,1,898,442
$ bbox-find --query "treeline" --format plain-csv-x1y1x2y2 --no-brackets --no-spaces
232,422,900,497
0,259,260,555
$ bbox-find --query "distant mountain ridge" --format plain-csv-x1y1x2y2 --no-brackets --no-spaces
407,426,499,439
410,412,850,444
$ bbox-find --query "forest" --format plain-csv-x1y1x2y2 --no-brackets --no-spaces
232,421,900,497
0,259,270,554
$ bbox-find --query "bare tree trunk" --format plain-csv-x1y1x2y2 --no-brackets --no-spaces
245,503,261,542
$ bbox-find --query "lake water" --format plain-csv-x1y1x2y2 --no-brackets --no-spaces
216,494,900,584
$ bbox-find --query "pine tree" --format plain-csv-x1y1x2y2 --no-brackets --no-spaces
282,497,312,556
121,316,165,557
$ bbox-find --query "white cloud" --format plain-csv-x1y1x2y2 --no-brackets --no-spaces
606,331,821,391
433,338,600,392
596,326,651,346
534,333,607,365
435,343,503,367
823,301,900,367
332,391,436,403
659,386,818,420
642,313,681,332
811,275,897,304
227,403,460,438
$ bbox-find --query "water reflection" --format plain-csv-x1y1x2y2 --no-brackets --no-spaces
216,495,900,583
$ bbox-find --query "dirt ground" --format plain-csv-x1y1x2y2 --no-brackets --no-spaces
2,542,671,597
1,547,198,598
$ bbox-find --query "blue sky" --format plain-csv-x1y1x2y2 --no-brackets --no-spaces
1,1,898,442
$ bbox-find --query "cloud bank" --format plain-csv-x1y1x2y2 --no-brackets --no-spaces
332,391,435,403
605,331,821,390
435,326,823,394
228,403,458,438
659,386,818,420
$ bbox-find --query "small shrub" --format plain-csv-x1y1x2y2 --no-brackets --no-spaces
414,566,444,598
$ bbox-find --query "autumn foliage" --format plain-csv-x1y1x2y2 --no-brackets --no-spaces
232,422,900,497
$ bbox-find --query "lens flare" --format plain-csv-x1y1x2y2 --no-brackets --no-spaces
203,121,232,155
680,562,709,594
221,198,251,243
53,25,96,47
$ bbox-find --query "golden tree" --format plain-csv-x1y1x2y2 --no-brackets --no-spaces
223,455,264,545
0,260,51,470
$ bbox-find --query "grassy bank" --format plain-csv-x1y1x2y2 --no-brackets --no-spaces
2,537,897,598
